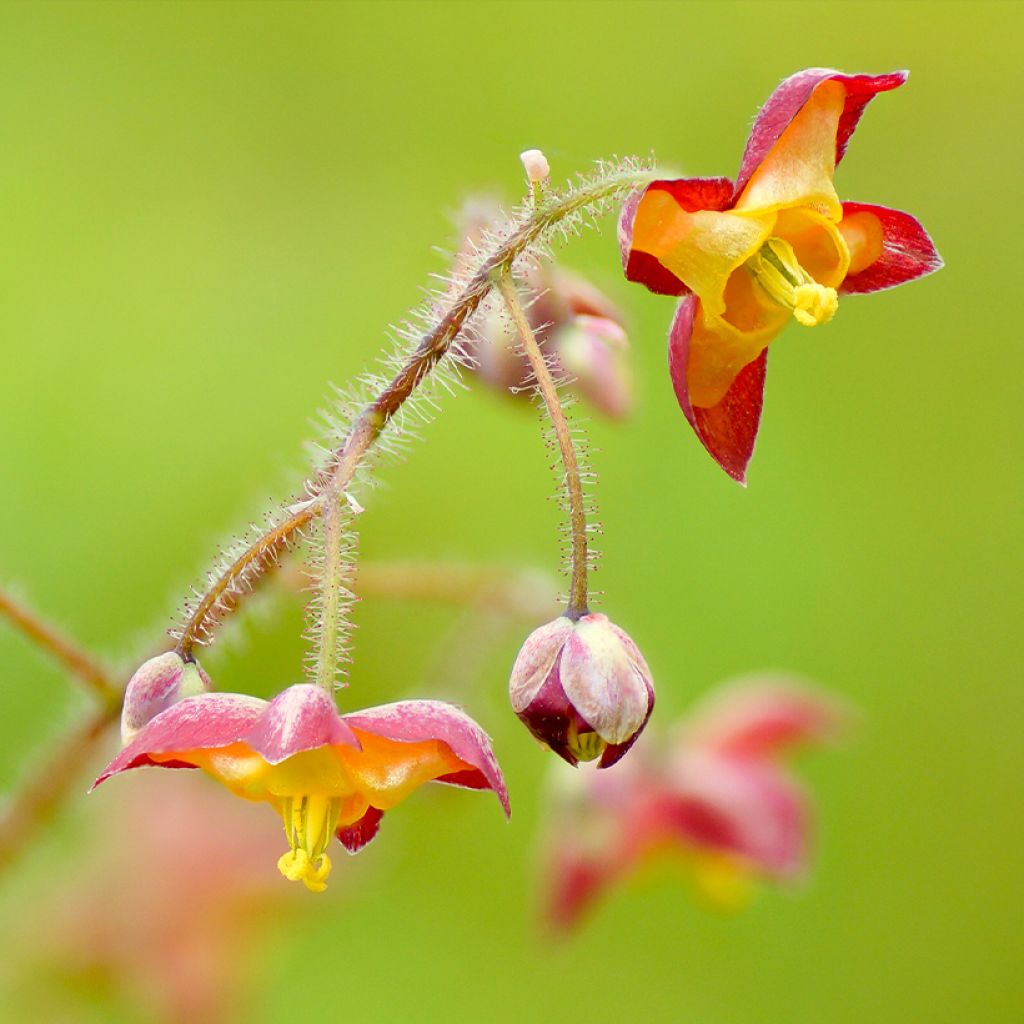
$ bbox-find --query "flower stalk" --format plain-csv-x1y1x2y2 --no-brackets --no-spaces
174,164,650,658
497,274,590,617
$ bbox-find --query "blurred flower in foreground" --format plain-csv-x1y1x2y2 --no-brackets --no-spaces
619,69,942,482
96,681,508,892
510,613,655,769
458,198,633,418
540,677,848,931
19,772,287,1024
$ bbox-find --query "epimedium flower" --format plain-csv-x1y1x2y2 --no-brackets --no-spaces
457,198,633,419
509,613,655,769
540,677,847,930
95,679,509,893
619,69,942,482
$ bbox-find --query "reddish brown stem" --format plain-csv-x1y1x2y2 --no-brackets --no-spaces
0,587,120,705
0,705,117,873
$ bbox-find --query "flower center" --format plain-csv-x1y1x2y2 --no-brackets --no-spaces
567,720,606,763
277,795,342,893
745,237,838,327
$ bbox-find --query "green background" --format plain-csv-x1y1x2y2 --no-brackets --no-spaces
0,2,1020,1022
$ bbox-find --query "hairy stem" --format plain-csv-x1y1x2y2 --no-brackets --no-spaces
0,587,120,705
497,275,590,617
314,488,346,694
175,167,648,656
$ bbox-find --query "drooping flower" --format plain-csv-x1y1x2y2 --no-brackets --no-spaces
457,198,633,418
540,677,847,930
509,613,655,768
620,69,942,482
95,682,509,893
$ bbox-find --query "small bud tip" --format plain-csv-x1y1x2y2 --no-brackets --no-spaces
520,148,550,184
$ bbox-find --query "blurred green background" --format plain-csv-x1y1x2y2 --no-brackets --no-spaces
0,2,1020,1021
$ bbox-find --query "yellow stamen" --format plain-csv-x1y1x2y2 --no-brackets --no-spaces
745,237,838,327
278,795,342,893
567,721,606,763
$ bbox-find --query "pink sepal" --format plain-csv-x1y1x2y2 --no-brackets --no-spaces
839,202,943,294
668,296,766,484
337,806,384,855
93,693,268,788
247,684,360,765
667,751,809,877
344,700,510,817
735,69,908,197
685,678,848,758
619,178,734,297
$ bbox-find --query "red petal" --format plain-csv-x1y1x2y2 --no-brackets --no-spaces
668,297,767,485
686,678,849,758
839,202,943,294
246,684,360,765
344,700,510,817
619,178,734,297
337,806,384,854
93,693,268,788
735,69,908,198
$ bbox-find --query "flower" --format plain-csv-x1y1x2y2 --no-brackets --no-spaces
95,682,509,893
509,613,655,768
619,69,942,482
457,198,633,418
540,677,847,930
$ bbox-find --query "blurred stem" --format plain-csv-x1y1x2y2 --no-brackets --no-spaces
497,275,590,618
174,166,649,657
0,705,116,875
0,587,120,705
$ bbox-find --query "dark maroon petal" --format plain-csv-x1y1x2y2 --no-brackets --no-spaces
515,668,579,768
735,69,908,198
93,693,268,788
618,178,734,297
598,682,655,769
337,806,384,854
344,700,510,817
668,297,767,485
839,202,943,294
246,684,360,765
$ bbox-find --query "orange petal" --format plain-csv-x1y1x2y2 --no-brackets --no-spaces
734,79,846,219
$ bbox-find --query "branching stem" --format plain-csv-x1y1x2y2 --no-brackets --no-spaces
497,275,590,617
174,167,648,656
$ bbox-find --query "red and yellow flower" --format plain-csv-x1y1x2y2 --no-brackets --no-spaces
620,69,942,482
96,673,509,893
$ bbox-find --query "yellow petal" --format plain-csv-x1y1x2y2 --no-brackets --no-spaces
734,79,846,220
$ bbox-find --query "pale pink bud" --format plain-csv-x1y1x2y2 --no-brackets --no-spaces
555,315,632,419
509,613,655,768
120,652,211,743
520,148,550,184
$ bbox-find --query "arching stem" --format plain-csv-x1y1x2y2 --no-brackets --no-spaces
497,274,589,618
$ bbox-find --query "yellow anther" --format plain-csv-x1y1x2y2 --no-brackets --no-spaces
745,237,838,327
277,794,342,893
567,722,606,763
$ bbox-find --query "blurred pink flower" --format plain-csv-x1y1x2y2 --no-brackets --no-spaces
456,198,633,418
540,676,849,931
27,771,289,1024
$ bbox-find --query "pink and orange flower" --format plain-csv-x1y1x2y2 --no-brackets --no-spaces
620,69,942,481
541,677,847,930
96,661,509,893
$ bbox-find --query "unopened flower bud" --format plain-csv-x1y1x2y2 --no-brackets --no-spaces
555,315,632,420
509,613,655,768
520,148,550,184
120,652,211,744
